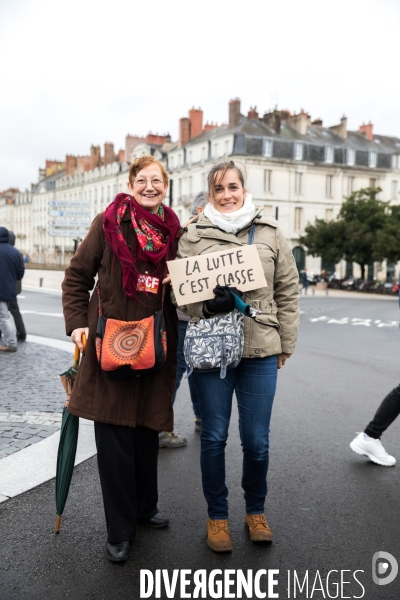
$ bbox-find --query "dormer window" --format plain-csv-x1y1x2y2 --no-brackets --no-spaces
392,155,398,169
263,139,273,158
369,151,377,168
347,148,355,166
294,143,303,161
325,146,334,163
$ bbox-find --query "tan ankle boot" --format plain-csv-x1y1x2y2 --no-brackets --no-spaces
245,514,273,542
207,519,232,552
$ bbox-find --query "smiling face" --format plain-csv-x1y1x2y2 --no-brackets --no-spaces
128,164,168,213
210,168,246,213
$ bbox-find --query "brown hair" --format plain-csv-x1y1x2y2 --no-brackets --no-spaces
128,155,169,187
207,160,246,201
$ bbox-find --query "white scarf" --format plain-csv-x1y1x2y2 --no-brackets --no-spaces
203,193,257,234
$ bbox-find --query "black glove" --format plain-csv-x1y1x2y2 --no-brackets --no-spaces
205,285,242,314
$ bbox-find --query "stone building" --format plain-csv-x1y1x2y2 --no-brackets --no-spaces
167,99,400,279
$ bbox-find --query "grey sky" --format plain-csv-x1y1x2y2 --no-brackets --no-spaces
1,0,399,191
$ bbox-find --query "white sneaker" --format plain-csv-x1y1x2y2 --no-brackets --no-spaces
350,432,396,466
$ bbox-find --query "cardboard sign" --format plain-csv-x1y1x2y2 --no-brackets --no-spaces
167,245,267,305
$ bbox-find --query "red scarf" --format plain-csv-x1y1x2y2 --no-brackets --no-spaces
103,194,180,298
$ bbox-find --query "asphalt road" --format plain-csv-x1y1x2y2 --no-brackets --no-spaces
1,292,400,599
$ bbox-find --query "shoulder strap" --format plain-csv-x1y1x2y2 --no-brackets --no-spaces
247,212,262,245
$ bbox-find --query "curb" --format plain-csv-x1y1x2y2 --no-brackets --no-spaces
0,334,96,504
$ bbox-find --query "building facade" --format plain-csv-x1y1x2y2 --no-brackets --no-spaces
167,100,400,279
2,100,400,277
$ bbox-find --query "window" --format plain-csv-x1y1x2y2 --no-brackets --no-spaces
391,180,398,200
214,143,219,158
264,170,272,193
101,187,104,202
170,156,174,169
392,155,398,169
225,140,229,156
369,151,377,168
202,172,207,190
325,146,334,163
347,176,354,195
369,178,377,189
201,147,206,163
294,207,303,231
347,148,355,166
275,206,279,220
326,208,333,221
107,186,110,201
188,151,192,167
294,143,303,160
189,176,193,196
263,139,273,158
295,172,303,195
178,178,182,198
326,175,333,197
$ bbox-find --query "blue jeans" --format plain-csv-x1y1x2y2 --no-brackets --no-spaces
192,356,278,519
173,320,200,419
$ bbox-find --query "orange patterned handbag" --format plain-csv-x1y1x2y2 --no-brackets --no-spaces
95,285,167,379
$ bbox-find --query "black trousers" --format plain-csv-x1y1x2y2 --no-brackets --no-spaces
94,422,159,543
364,384,400,439
8,298,26,340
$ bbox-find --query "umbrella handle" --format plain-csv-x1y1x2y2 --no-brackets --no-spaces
55,515,61,534
73,333,87,362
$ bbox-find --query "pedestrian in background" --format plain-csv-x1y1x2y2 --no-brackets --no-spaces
0,227,24,352
350,278,400,466
173,161,299,552
7,231,26,342
62,156,180,563
300,268,308,294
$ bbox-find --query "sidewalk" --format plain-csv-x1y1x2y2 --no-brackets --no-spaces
23,268,65,293
0,335,96,503
23,269,398,301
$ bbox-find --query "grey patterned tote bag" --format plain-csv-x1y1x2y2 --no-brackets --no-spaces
183,309,244,379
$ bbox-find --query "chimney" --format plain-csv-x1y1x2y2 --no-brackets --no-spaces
179,117,190,146
145,133,168,145
104,142,115,166
65,155,77,176
90,145,101,170
189,107,203,139
287,109,311,136
262,111,281,134
45,160,65,177
76,156,91,173
204,122,218,132
118,149,125,162
247,106,259,120
229,98,241,127
329,115,347,140
358,121,373,141
312,118,323,126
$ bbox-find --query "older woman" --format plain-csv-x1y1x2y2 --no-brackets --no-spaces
62,156,180,563
175,160,299,552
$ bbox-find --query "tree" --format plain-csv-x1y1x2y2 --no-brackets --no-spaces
299,188,389,279
374,204,400,263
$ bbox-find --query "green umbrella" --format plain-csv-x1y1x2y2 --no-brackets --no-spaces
55,336,85,534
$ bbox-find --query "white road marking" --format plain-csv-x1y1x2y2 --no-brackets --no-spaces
309,317,398,328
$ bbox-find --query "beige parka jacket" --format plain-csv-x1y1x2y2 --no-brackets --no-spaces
173,207,300,358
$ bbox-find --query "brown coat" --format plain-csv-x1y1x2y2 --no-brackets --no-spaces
62,210,178,431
